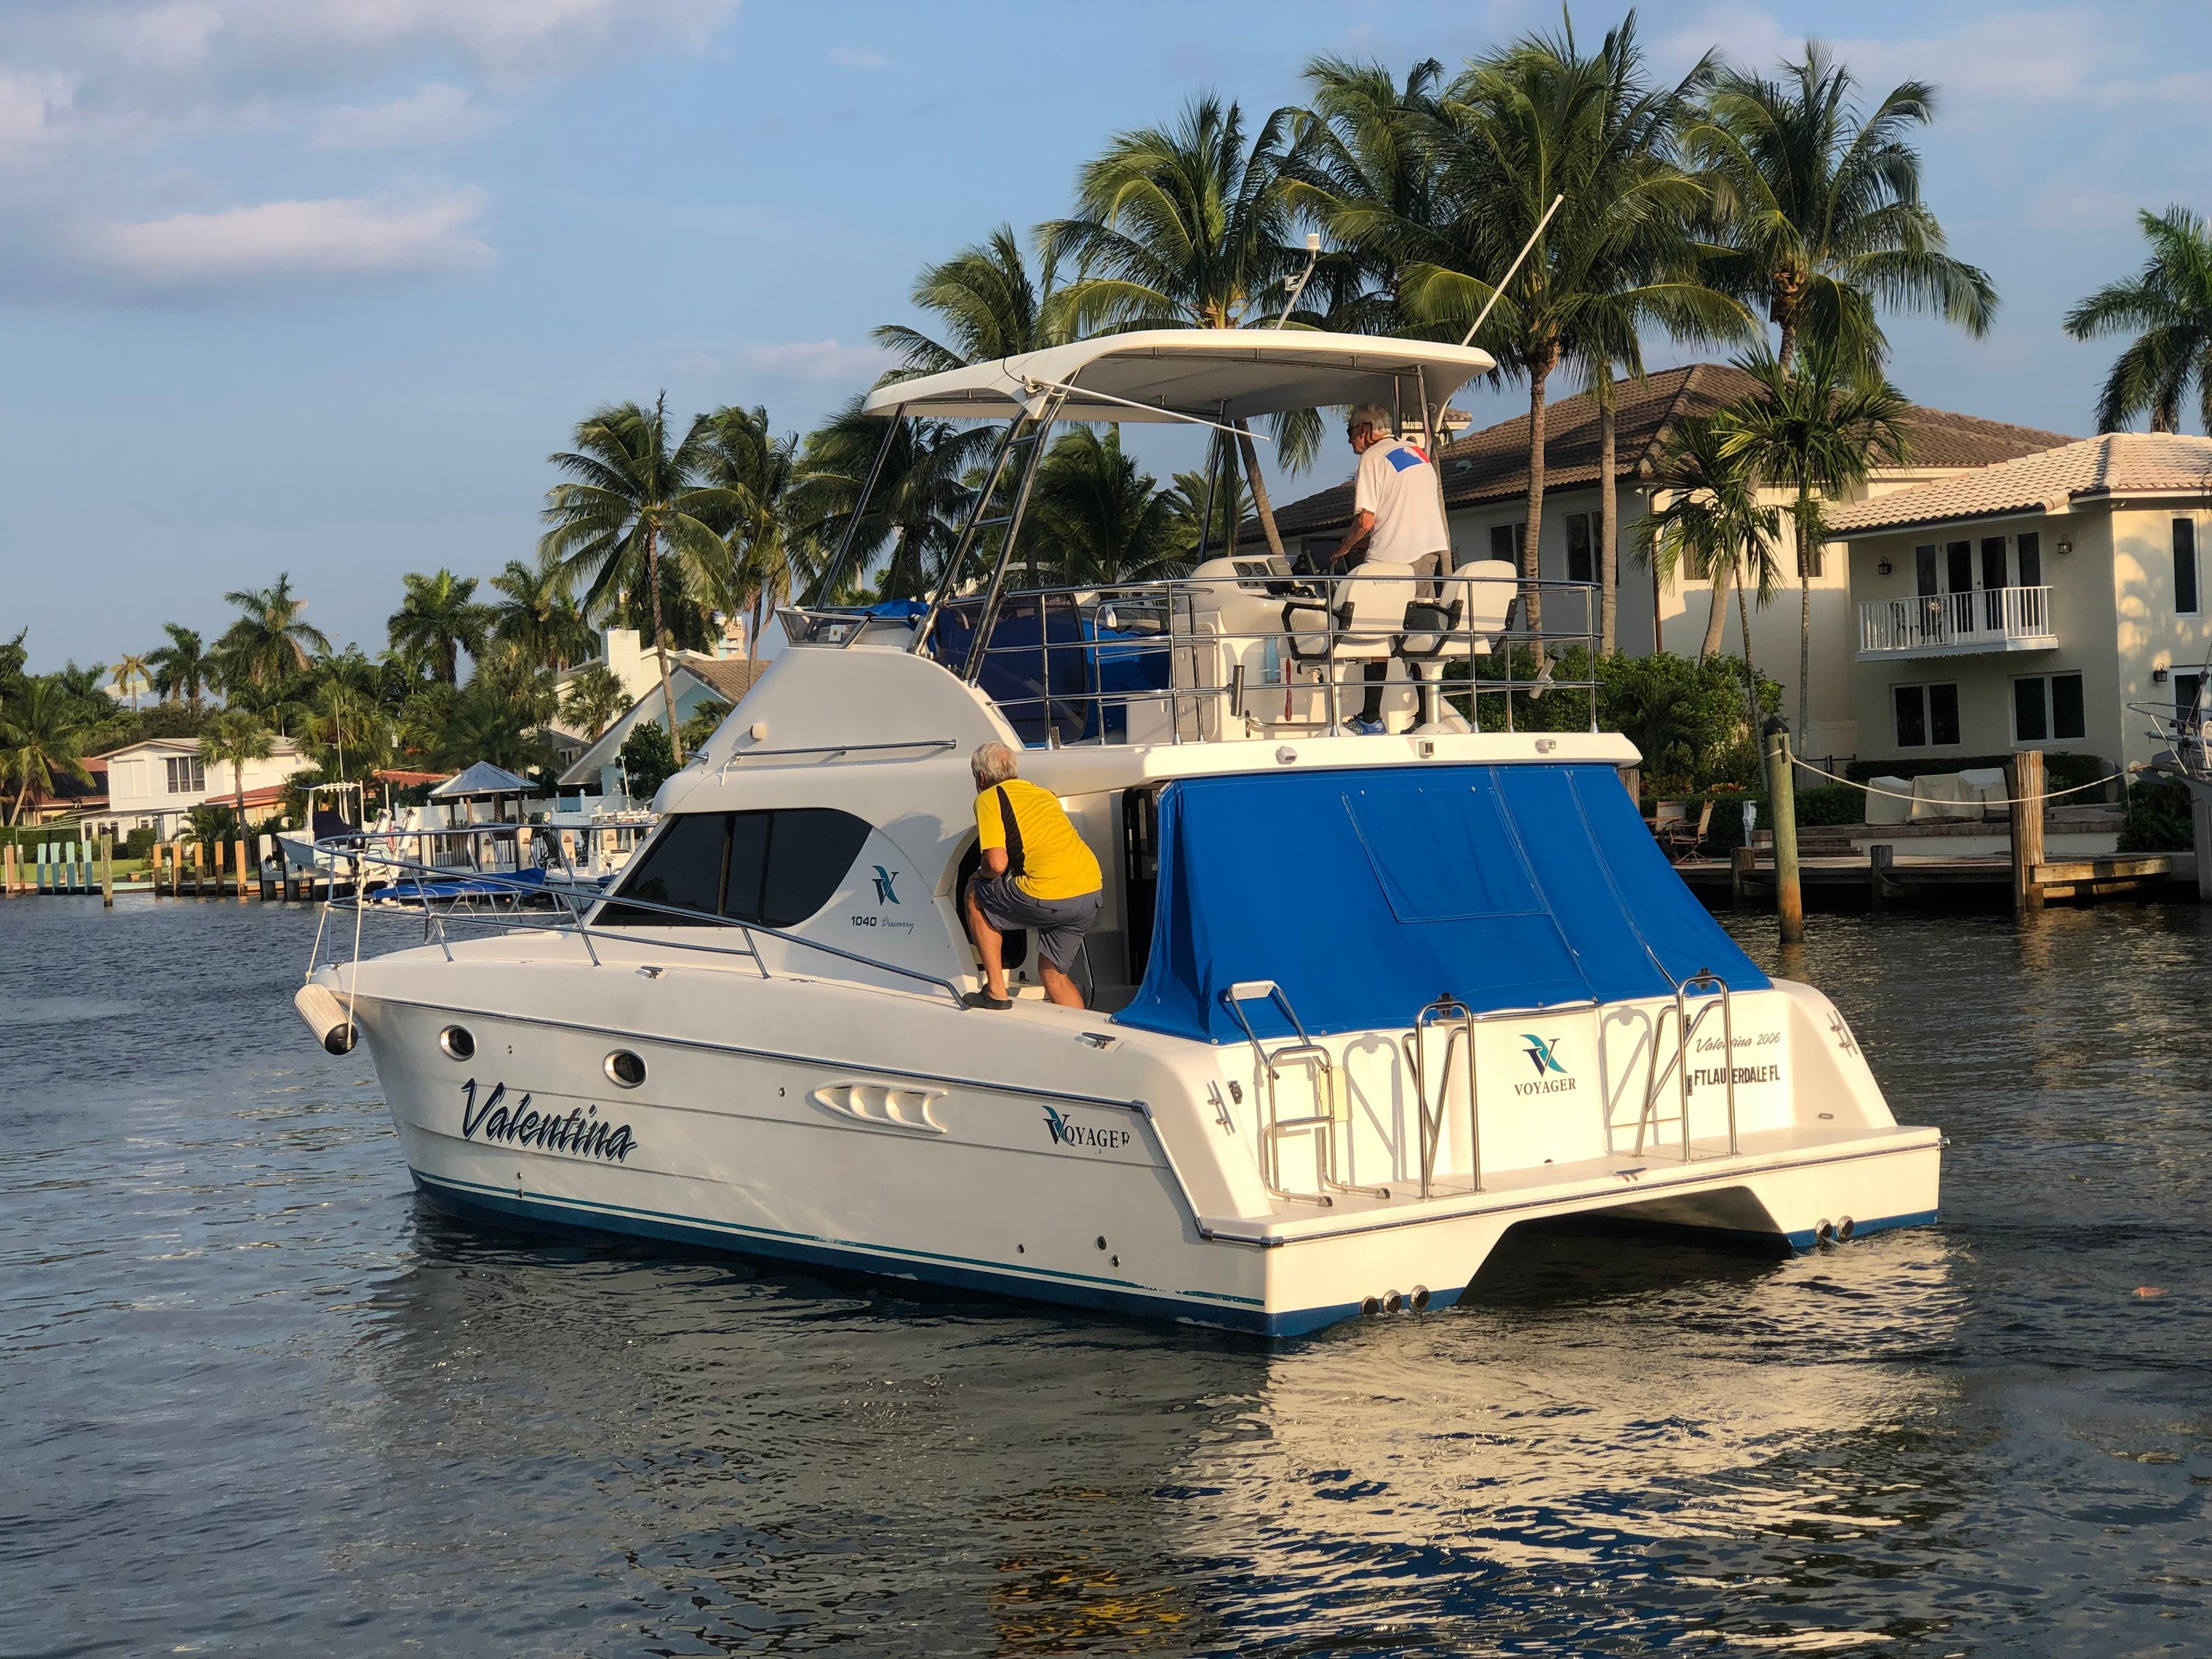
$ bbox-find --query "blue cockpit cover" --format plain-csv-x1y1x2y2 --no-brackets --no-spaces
1113,763,1769,1042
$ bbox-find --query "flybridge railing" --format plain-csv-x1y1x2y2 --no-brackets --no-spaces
790,569,1603,748
300,827,970,1011
1858,585,2055,656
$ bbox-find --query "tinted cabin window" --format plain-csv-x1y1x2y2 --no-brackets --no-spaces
601,814,727,926
722,808,872,929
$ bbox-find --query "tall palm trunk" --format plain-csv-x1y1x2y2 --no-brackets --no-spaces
1794,490,1813,740
646,523,684,763
1520,349,1556,645
1596,383,1617,655
1233,420,1286,562
1700,549,1735,664
1735,561,1762,733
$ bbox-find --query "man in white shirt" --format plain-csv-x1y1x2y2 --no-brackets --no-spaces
1328,403,1452,732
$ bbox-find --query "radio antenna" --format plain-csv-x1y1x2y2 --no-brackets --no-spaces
1460,195,1564,348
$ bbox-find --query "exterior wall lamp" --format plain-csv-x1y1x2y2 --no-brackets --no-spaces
2055,536,2073,555
2153,666,2170,684
1876,557,1894,576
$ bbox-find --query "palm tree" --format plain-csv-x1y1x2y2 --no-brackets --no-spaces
1279,54,1448,336
1160,464,1252,563
388,570,492,687
215,574,330,714
560,661,630,740
488,554,594,672
2064,206,2212,433
147,623,211,709
1721,341,1911,735
699,405,809,661
301,650,388,781
197,709,274,852
1029,427,1182,584
790,401,993,601
1687,40,1996,373
540,396,737,763
1,679,92,825
1042,94,1311,558
1634,413,1781,726
111,653,151,710
873,226,1066,376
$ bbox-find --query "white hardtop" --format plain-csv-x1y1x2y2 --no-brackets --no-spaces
859,328,1498,424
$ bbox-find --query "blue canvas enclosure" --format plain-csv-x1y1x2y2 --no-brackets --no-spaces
1114,764,1769,1043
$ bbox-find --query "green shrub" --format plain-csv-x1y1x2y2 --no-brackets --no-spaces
1793,783,1864,826
618,721,678,799
2117,777,2193,853
121,826,156,859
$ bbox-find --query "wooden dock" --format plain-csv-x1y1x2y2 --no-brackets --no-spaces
1682,847,2198,909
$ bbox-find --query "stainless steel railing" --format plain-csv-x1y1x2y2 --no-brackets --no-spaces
1633,970,1739,1161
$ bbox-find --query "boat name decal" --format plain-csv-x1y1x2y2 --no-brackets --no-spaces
1514,1032,1577,1096
460,1079,636,1163
1040,1101,1133,1154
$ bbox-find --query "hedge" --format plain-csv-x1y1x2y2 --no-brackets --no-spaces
2118,777,2193,853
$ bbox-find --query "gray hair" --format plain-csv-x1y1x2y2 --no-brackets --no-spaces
1346,403,1393,438
971,741,1020,789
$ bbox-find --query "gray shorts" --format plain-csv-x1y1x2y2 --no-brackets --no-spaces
971,873,1101,973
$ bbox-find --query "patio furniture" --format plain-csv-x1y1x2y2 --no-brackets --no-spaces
1655,799,1713,862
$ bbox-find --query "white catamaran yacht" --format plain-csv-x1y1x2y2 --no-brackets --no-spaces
296,330,1940,1335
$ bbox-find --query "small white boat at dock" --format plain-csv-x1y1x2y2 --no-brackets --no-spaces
299,330,1940,1335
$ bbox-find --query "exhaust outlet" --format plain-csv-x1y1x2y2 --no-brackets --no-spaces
1836,1216,1856,1242
295,983,358,1056
1814,1218,1835,1246
1409,1285,1431,1312
1383,1289,1403,1314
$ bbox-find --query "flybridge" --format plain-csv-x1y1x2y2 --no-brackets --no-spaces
786,329,1604,749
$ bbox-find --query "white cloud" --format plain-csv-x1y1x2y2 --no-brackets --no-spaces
77,189,492,287
313,82,484,149
827,47,889,70
744,340,892,381
0,66,78,162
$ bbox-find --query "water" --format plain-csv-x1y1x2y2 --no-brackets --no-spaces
3,895,2209,1657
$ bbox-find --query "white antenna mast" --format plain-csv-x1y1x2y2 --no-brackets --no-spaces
1275,233,1322,328
1459,194,1564,348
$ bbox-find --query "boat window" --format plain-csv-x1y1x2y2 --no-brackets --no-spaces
724,808,874,929
599,813,728,926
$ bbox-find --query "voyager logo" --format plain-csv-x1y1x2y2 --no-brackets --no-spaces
460,1079,636,1163
1040,1101,1133,1154
1514,1032,1577,1096
871,865,901,905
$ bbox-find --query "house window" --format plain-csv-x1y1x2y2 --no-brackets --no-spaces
1915,545,1938,596
2177,672,2206,731
2013,672,2086,743
1488,522,1526,565
2175,518,2199,614
1565,512,1594,583
1979,536,2008,628
2016,531,2042,588
1893,682,1959,748
164,756,206,794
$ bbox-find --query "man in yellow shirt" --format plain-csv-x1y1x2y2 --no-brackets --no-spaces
964,741,1102,1009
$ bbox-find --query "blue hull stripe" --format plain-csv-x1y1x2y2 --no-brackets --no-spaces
1782,1208,1938,1250
408,1170,1383,1337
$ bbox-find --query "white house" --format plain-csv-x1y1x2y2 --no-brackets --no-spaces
556,657,763,790
98,735,307,837
1825,432,2212,774
543,621,757,774
1268,364,2074,760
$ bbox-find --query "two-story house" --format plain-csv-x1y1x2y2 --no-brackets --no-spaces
99,735,307,838
1265,364,2074,759
1824,433,2212,774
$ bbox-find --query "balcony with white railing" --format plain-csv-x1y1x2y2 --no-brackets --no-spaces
1856,585,2058,660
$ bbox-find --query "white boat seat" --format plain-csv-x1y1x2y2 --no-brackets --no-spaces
1283,561,1418,663
1395,559,1519,663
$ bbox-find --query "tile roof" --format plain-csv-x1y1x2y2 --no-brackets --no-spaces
1824,433,2212,535
1265,363,2076,540
681,657,765,703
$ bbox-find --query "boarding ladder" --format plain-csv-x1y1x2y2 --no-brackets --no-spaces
1632,969,1741,1161
910,388,1069,670
1221,980,1388,1205
1403,994,1600,1199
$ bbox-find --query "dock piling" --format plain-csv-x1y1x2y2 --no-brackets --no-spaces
2009,751,2046,915
100,833,113,909
1730,845,1754,910
1763,720,1804,944
1870,843,1893,910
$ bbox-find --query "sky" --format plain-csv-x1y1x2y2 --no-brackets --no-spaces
5,0,2210,674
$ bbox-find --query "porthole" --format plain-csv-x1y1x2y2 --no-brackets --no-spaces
439,1025,475,1061
604,1049,646,1088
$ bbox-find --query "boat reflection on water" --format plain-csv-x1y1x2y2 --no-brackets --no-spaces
333,1205,1965,1654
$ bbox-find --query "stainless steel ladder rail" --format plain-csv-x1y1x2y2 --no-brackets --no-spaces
1220,980,1386,1204
1633,969,1739,1161
1407,996,1481,1197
